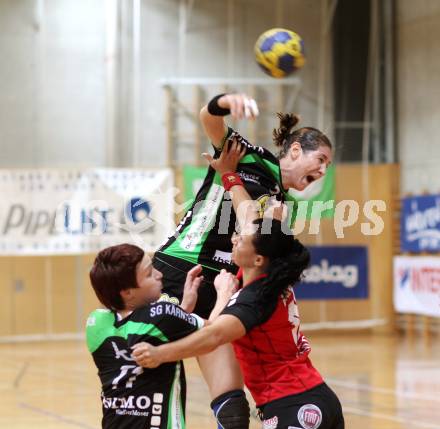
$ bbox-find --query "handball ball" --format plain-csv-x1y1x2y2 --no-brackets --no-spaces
254,28,305,78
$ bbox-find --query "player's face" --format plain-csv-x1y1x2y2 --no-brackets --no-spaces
289,144,332,191
231,225,259,268
133,255,163,306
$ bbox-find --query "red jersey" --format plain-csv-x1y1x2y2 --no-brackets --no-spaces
221,278,323,407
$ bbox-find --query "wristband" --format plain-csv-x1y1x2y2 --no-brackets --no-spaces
207,94,231,116
221,172,243,191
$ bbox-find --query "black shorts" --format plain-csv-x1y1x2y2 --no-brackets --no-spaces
153,253,219,319
259,383,344,429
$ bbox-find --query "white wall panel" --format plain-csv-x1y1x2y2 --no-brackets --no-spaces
397,0,440,193
0,0,106,168
0,0,332,168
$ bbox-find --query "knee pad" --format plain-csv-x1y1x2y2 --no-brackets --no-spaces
210,389,250,429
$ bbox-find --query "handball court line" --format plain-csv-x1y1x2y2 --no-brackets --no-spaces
327,377,440,403
343,406,440,429
18,403,96,429
13,361,28,388
0,352,96,389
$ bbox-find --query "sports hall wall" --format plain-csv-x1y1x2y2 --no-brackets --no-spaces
1,2,438,188
396,0,440,194
0,0,330,338
0,1,439,338
0,0,329,169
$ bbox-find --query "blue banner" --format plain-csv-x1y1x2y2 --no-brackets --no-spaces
400,195,440,253
295,246,369,300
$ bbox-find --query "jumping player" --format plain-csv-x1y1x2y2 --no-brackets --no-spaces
86,244,235,429
132,148,344,428
153,93,333,428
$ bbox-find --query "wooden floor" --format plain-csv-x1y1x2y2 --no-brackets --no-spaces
0,332,439,429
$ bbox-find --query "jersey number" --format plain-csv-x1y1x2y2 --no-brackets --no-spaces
287,297,300,346
112,365,144,390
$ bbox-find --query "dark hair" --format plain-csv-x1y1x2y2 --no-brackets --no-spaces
251,218,310,310
272,113,332,158
89,244,144,311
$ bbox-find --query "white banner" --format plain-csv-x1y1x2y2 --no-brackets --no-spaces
0,169,175,255
393,256,440,317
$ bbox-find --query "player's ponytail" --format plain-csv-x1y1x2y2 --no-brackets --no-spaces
273,113,300,147
251,219,310,313
272,113,332,158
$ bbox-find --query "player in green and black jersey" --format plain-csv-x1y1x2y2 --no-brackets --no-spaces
153,93,333,429
86,243,233,429
155,96,332,318
154,128,290,317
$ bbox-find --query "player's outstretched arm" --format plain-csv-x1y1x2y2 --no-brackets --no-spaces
132,269,239,368
200,93,259,149
132,315,245,368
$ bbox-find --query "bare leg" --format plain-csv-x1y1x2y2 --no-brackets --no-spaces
197,343,249,428
197,342,244,398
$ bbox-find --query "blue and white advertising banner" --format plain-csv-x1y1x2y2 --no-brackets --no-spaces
401,194,440,253
394,256,440,317
294,246,369,300
0,169,175,255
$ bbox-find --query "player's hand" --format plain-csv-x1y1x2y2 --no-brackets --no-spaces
208,270,239,321
214,269,239,299
132,342,162,368
180,264,203,313
203,138,246,175
218,93,259,120
263,198,288,222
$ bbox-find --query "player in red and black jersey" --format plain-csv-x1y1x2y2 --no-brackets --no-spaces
133,216,344,427
153,93,333,428
134,142,343,428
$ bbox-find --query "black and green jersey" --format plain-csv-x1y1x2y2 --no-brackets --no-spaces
157,127,297,275
86,302,203,429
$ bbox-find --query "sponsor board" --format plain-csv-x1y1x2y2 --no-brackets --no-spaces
0,168,175,255
393,256,440,317
401,194,440,253
295,246,369,300
182,165,207,203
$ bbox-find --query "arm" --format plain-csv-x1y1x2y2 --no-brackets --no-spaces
209,269,239,321
200,94,259,148
203,139,260,229
132,315,246,368
180,264,203,313
131,270,238,365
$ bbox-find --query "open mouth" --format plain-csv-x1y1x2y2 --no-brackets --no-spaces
306,175,315,184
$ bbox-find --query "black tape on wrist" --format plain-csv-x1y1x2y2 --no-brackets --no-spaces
207,94,231,116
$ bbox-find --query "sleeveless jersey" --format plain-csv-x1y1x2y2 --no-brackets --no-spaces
86,302,203,429
221,279,323,407
156,128,297,274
